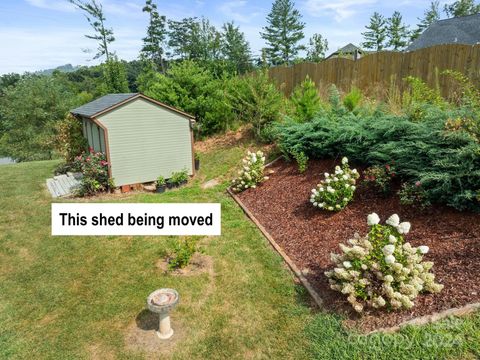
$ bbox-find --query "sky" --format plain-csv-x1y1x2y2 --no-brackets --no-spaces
0,0,452,74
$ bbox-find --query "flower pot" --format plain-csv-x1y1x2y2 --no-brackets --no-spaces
195,159,200,171
166,182,176,189
156,185,166,193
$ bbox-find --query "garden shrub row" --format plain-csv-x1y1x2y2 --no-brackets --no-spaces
277,106,480,211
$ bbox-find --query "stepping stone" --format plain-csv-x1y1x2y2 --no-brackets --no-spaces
201,179,220,189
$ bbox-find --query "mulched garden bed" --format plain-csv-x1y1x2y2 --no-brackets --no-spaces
237,158,480,332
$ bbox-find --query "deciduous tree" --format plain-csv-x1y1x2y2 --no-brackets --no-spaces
221,22,252,74
306,33,328,62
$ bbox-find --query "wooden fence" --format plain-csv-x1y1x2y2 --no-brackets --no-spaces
268,44,480,98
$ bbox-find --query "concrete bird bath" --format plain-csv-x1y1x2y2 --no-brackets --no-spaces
146,288,179,340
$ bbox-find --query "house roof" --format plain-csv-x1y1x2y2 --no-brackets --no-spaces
407,13,480,51
71,93,195,120
326,43,364,59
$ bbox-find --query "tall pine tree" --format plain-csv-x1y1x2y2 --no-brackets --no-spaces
221,22,252,74
387,11,410,51
69,0,114,61
444,0,480,17
140,0,167,72
306,33,328,62
260,0,305,65
411,1,440,41
362,12,387,51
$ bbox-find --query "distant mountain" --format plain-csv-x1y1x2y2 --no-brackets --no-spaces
36,64,81,76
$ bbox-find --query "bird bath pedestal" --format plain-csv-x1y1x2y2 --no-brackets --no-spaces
146,288,179,340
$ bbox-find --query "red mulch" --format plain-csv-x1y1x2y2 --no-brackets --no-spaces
237,159,480,332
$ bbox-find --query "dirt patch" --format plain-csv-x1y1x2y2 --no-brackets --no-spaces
195,127,253,152
124,309,186,356
86,343,116,360
156,253,214,277
237,159,480,332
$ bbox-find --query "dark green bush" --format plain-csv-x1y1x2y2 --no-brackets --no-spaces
277,107,480,211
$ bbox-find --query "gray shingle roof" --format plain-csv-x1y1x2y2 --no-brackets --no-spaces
71,93,138,117
407,13,480,51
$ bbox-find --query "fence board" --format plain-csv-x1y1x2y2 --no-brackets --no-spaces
268,44,480,98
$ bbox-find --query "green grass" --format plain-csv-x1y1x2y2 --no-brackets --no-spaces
0,142,479,359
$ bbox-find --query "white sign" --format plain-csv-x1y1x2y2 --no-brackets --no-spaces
51,203,221,236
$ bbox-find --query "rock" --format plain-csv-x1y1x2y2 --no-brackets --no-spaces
201,179,220,189
143,184,156,192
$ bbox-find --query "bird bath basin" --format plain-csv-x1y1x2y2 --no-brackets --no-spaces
146,288,179,340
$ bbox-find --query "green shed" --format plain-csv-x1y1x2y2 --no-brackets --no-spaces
71,93,195,187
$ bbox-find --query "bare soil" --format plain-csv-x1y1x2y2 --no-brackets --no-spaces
156,253,214,277
237,159,480,332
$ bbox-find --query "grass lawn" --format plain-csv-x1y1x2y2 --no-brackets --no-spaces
0,140,479,359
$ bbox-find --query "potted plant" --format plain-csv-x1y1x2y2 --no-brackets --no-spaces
194,152,200,171
168,169,189,188
156,176,166,193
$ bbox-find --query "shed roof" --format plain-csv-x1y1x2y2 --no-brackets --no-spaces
70,93,195,120
407,13,480,51
71,93,138,117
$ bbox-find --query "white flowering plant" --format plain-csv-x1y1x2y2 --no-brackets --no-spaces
325,213,443,313
231,150,268,192
310,157,360,211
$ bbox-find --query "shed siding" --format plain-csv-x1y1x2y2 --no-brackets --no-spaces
83,118,105,153
98,98,193,186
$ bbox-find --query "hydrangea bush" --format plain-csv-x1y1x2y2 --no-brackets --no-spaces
326,213,443,312
310,157,359,211
231,150,268,192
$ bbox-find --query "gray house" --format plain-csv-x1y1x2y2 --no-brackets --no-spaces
326,43,365,61
71,93,195,187
407,14,480,51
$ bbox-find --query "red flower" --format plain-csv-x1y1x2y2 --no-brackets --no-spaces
100,160,108,166
415,181,421,187
86,157,91,162
385,164,391,172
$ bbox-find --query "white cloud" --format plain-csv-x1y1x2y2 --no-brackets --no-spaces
25,0,75,12
303,0,377,21
219,1,259,23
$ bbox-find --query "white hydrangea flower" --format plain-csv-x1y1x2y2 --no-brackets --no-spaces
397,222,411,234
327,186,335,193
418,245,429,254
343,261,352,268
324,172,329,177
342,157,348,164
386,214,400,227
367,213,380,226
382,244,395,256
328,206,334,211
385,254,396,264
351,185,356,190
389,235,397,243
